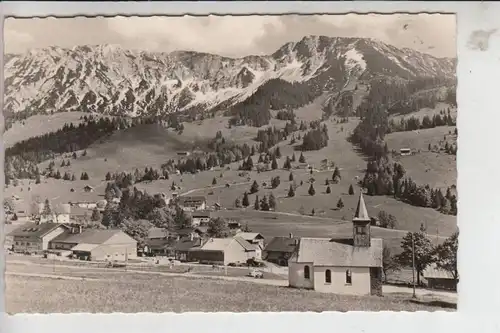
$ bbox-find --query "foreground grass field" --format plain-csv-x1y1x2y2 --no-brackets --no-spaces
6,267,452,313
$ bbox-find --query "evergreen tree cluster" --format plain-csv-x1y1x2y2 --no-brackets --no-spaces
349,104,390,159
362,156,457,215
5,116,125,183
226,78,320,127
107,167,165,188
255,124,298,153
276,109,296,122
389,110,456,132
301,124,329,151
252,193,276,211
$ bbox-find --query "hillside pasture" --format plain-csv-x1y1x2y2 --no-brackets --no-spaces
386,126,456,189
389,102,456,122
182,114,288,145
4,112,87,148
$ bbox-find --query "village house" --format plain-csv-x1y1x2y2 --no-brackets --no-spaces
49,228,138,261
400,148,412,156
288,193,383,296
263,234,300,266
173,237,204,261
235,232,265,259
140,227,171,256
423,263,458,291
188,236,259,265
191,210,211,226
177,196,207,212
8,222,70,254
83,185,94,193
69,201,98,209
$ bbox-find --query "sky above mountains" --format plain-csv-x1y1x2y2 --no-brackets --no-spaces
5,14,456,58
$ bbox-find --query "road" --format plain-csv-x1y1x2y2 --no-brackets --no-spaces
7,259,457,300
179,181,251,197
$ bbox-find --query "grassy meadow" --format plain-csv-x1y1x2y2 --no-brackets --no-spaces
4,106,457,256
6,265,452,313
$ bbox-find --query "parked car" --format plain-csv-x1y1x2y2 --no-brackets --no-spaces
106,261,127,268
248,269,264,279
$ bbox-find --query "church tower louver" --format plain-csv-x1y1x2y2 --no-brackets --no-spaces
352,192,371,247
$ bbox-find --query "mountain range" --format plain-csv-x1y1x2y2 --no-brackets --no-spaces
4,35,456,119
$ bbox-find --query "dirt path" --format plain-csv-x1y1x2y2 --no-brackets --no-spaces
179,181,251,197
382,285,458,301
5,271,104,281
7,260,287,286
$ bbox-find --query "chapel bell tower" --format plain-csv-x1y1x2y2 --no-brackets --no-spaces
353,192,371,247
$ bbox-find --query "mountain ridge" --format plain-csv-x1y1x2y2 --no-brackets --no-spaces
4,35,456,120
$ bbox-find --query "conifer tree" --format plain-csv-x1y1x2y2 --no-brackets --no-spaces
271,156,278,170
260,195,270,211
308,183,316,196
250,180,259,194
242,192,250,207
269,193,277,210
254,195,260,210
348,184,355,195
337,198,344,209
283,156,292,169
299,152,306,163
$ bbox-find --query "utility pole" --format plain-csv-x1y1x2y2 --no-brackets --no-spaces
125,246,128,272
411,232,417,299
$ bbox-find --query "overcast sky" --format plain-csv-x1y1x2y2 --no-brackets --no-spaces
4,14,456,58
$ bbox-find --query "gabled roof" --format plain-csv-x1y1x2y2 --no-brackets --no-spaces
234,236,258,251
353,192,370,222
292,237,383,267
199,238,233,252
52,229,129,245
235,232,265,241
191,211,211,218
264,236,300,253
174,238,203,251
145,238,175,250
8,222,68,238
148,227,168,239
178,196,206,203
423,263,455,279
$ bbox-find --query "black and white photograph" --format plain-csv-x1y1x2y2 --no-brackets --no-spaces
3,13,458,313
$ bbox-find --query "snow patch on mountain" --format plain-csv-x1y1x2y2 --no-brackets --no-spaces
4,36,456,118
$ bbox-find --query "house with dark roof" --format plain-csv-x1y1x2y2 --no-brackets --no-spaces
191,210,211,226
177,196,207,212
8,222,70,254
173,237,204,262
263,234,300,266
288,193,383,296
49,228,137,261
188,236,259,265
423,263,458,291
